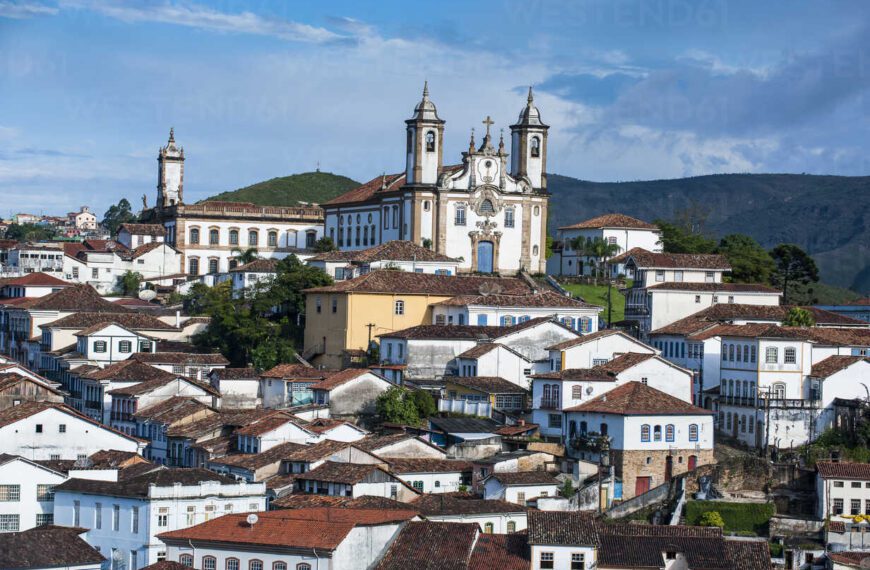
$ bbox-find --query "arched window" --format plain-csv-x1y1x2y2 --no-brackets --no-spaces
551,384,560,403
750,346,757,362
653,425,662,441
229,229,239,245
394,300,404,316
507,521,516,532
250,560,264,570
434,480,440,488
296,565,311,570
208,259,219,274
744,345,750,362
248,230,258,246
530,136,541,158
268,231,278,247
370,225,376,245
203,557,217,570
180,555,194,567
209,229,219,245
273,564,287,570
480,199,495,215
572,385,582,399
722,345,727,361
736,345,742,362
188,257,199,276
765,347,778,363
363,226,368,245
425,131,436,152
392,205,399,228
726,412,732,430
383,207,389,229
665,424,675,442
484,522,494,534
688,423,699,442
355,226,361,246
740,415,747,433
772,383,786,399
641,424,650,442
748,416,755,433
533,205,540,216
189,228,200,245
456,204,467,226
784,347,797,364
729,344,735,361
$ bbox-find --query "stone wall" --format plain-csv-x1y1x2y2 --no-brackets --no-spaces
613,448,715,500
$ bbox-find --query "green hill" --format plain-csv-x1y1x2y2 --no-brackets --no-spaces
203,171,359,207
547,173,870,295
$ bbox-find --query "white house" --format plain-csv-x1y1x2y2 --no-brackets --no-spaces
411,493,529,533
548,213,662,277
309,368,394,416
0,272,70,299
117,224,166,249
53,468,267,568
547,329,657,370
72,359,174,423
453,343,535,389
108,375,220,435
226,258,278,297
307,240,461,281
294,461,420,502
353,433,447,460
207,367,260,408
527,511,598,570
0,401,145,460
258,363,335,408
817,461,870,523
0,454,67,531
129,352,229,382
482,471,559,504
386,458,471,494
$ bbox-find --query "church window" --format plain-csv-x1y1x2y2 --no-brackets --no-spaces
355,227,361,246
363,226,368,245
188,258,199,275
530,136,541,158
480,199,495,215
189,228,200,245
383,208,389,229
208,259,219,274
423,200,430,212
455,204,466,226
533,206,540,216
248,230,258,246
425,131,435,152
229,229,239,245
268,231,278,247
392,206,399,228
504,207,515,228
533,245,539,256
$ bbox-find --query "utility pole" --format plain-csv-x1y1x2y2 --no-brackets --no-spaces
606,278,613,328
365,323,376,353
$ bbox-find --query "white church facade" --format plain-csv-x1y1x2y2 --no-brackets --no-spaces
322,84,550,275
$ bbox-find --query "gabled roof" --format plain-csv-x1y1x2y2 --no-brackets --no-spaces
233,412,305,437
559,213,658,231
0,525,104,569
810,355,869,378
609,248,730,270
564,382,712,416
304,270,533,296
9,284,132,313
488,471,558,486
0,401,144,443
118,223,166,236
281,439,354,463
272,494,413,511
230,258,278,273
209,367,259,380
132,352,229,366
428,416,501,434
412,493,529,515
386,458,472,474
54,467,234,498
380,316,569,341
594,352,658,374
0,272,70,287
528,511,599,546
107,374,218,398
353,433,446,456
309,368,385,391
546,329,650,351
81,359,176,382
324,171,407,206
132,397,212,424
49,310,175,331
296,461,392,484
375,521,479,570
308,240,458,263
260,363,336,379
208,441,307,471
434,290,600,309
469,533,529,570
647,282,780,293
445,376,527,395
817,461,870,480
0,372,62,395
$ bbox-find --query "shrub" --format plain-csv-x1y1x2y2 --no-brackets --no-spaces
698,511,725,528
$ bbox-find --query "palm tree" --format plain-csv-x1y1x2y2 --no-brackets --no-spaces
232,247,259,265
571,237,621,284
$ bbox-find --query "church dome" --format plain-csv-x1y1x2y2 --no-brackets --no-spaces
514,87,545,127
410,81,442,122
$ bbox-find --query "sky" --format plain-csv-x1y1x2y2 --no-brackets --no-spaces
1,0,869,217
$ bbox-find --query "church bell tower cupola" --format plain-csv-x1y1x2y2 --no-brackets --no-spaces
405,81,445,185
510,87,549,191
157,127,185,208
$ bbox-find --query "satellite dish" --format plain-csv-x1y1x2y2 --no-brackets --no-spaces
246,513,259,526
586,387,593,395
138,289,157,301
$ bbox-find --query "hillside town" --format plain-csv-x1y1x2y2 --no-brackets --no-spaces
1,85,869,570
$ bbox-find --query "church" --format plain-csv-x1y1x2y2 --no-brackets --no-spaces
323,84,550,274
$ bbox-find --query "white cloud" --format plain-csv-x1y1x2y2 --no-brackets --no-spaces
0,1,57,19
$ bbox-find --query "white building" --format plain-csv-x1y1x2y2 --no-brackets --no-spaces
54,468,267,568
60,239,182,294
69,206,98,231
294,461,420,502
309,368,394,417
411,493,529,533
307,240,461,281
482,471,559,504
226,258,278,298
117,224,166,249
547,329,657,370
323,85,550,274
0,454,67,531
527,511,598,570
207,367,260,408
387,458,471,494
817,461,870,523
548,213,662,277
0,272,70,299
0,401,145,460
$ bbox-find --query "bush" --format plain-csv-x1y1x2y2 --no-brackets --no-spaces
685,501,775,534
769,542,783,557
698,511,725,528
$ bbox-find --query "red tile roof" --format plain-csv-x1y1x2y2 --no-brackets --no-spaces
231,258,278,273
446,376,527,395
434,290,600,309
817,461,870,480
272,494,413,511
260,363,336,379
296,461,389,484
564,382,712,416
304,270,533,296
308,240,457,263
119,223,166,236
0,525,104,568
309,368,381,391
232,412,301,436
528,511,599,546
469,533,530,570
375,521,479,570
647,282,780,293
1,272,70,287
387,458,472,474
609,248,730,270
811,355,869,378
324,172,406,206
489,471,558,486
559,213,658,231
0,401,144,443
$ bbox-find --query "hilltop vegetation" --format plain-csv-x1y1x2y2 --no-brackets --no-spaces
203,171,359,207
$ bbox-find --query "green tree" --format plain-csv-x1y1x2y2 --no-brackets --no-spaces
313,236,337,253
655,220,717,254
101,198,137,236
717,234,775,283
783,307,816,327
770,244,820,305
409,390,437,419
117,271,143,296
559,479,576,498
698,511,725,528
545,234,554,260
231,247,259,265
254,255,332,319
572,237,621,283
4,223,56,241
375,387,420,425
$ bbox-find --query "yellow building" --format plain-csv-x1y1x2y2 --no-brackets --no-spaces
302,271,533,369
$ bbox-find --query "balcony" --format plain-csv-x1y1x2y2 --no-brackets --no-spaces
761,398,820,409
111,412,134,422
721,396,757,407
539,399,561,411
84,400,102,410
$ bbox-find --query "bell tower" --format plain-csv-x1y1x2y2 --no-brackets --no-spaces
510,87,549,191
157,127,184,207
405,82,445,185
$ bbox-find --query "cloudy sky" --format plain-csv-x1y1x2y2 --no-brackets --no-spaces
1,0,868,217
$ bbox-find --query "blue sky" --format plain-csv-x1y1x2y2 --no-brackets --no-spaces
1,0,868,217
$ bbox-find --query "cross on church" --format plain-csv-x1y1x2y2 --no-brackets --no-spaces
482,115,494,138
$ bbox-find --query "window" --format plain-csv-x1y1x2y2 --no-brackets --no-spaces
248,230,258,246
729,344,735,361
73,500,80,526
765,347,778,363
572,385,582,399
540,552,554,569
36,513,53,526
705,271,715,283
316,297,322,314
641,424,650,442
571,553,585,570
188,257,199,275
736,345,742,362
227,229,239,246
750,346,757,362
854,482,863,489
0,485,20,501
655,270,665,282
112,504,120,531
95,503,102,529
130,551,138,570
784,347,797,364
189,228,200,244
208,258,219,274
749,416,755,433
833,498,844,514
250,561,264,570
579,317,593,333
412,481,424,492
180,555,194,568
548,413,561,428
674,270,684,282
502,315,515,326
834,481,845,488
130,505,139,533
36,484,54,502
0,514,19,531
689,423,699,442
477,314,488,326
530,136,541,158
425,130,436,152
504,207,515,228
455,204,466,226
268,231,278,247
118,340,132,353
94,341,107,353
331,298,337,314
665,424,675,442
209,229,219,245
695,295,701,303
273,565,287,570
226,559,240,570
484,522,494,534
653,425,662,441
296,566,311,570
394,300,405,315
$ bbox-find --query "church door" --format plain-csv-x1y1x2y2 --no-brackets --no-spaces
477,240,494,273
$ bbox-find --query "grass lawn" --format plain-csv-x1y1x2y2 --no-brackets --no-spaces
562,282,626,324
685,501,776,535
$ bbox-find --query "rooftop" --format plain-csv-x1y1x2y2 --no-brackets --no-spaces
132,352,229,366
817,461,870,480
564,381,713,416
412,493,529,515
208,441,307,471
489,471,558,486
54,468,238,498
296,461,388,484
387,458,472,474
0,525,104,569
304,270,533,296
308,240,458,263
260,363,336,379
230,258,278,273
528,511,599,546
375,520,479,570
559,213,658,231
810,355,869,378
118,223,166,236
446,376,528,395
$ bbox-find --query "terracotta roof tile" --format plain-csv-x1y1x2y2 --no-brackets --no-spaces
387,458,471,474
1,272,70,287
296,461,390,484
0,525,104,568
132,397,212,424
609,248,730,270
309,368,379,391
82,359,176,382
54,468,235,498
456,343,503,359
132,352,229,366
564,382,712,415
434,290,600,309
22,284,133,312
208,441,307,470
0,401,143,444
209,367,259,380
446,376,527,394
232,411,300,436
412,493,529,515
308,240,457,263
469,533,530,570
324,172,406,206
528,511,599,546
260,363,336,379
375,521,479,570
119,223,166,236
49,310,174,331
546,329,624,350
380,316,562,340
273,494,413,510
531,368,617,382
828,551,870,566
594,352,658,373
647,282,780,293
811,355,869,378
230,258,278,273
490,471,558,486
559,213,658,230
304,270,533,296
817,461,870,480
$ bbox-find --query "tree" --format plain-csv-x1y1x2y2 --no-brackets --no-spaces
421,238,433,250
409,389,436,419
117,271,143,296
545,234,554,260
698,511,725,528
101,198,137,236
655,220,717,254
559,479,576,498
231,247,259,265
4,223,56,241
312,236,337,253
770,244,820,305
717,234,775,283
375,387,420,425
783,307,816,327
571,237,621,283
